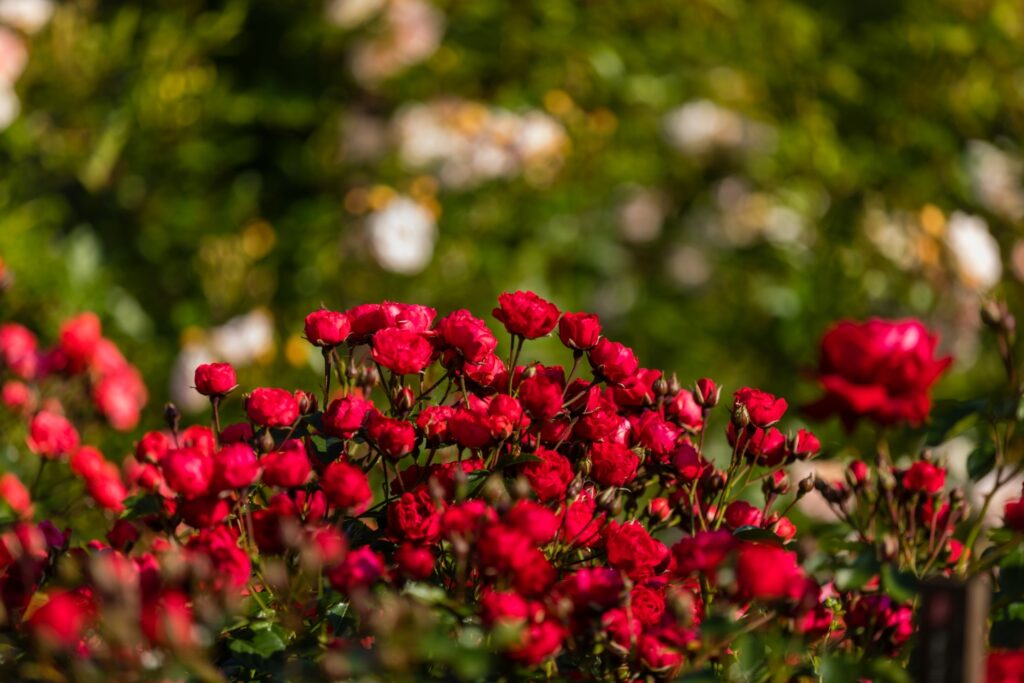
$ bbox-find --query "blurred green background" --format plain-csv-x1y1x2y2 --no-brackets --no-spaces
1,0,1022,446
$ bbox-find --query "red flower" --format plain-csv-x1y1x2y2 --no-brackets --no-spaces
479,589,530,627
436,309,498,363
1,380,33,413
321,461,372,514
322,395,376,439
246,387,300,428
733,387,787,428
212,443,260,490
1006,495,1024,533
806,318,952,428
589,441,640,487
507,619,565,666
988,651,1024,683
588,338,639,384
671,530,736,576
505,499,560,545
666,389,703,430
366,413,417,460
28,589,94,649
93,367,147,431
261,440,312,488
416,405,455,446
328,546,386,593
394,544,435,580
371,327,433,375
492,291,560,339
695,378,719,407
518,366,565,421
304,309,351,347
605,521,668,580
26,410,79,459
194,363,237,396
59,312,102,372
0,473,32,519
449,406,493,449
724,500,763,529
791,428,821,459
671,442,708,481
522,447,573,501
558,312,601,350
734,543,804,601
86,471,127,513
161,447,213,499
387,488,441,543
902,461,945,495
0,323,38,379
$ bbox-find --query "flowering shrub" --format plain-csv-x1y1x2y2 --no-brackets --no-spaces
1,290,1024,681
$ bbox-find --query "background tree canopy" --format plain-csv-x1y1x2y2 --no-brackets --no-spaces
1,0,1022,447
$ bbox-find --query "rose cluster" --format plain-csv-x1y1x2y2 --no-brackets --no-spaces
1,291,1021,680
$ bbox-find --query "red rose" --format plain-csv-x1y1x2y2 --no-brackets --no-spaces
194,362,237,396
507,619,564,666
387,488,442,543
634,411,681,457
589,441,640,487
59,312,102,372
416,405,455,446
462,353,508,391
631,584,666,626
724,500,763,529
322,395,376,439
261,439,312,488
518,366,565,421
505,499,559,545
649,497,671,521
588,338,639,384
178,495,231,528
694,378,719,407
988,651,1024,683
0,323,38,379
26,410,79,459
790,428,821,459
666,389,703,430
394,543,435,580
366,413,417,460
371,327,433,375
522,447,573,501
70,446,105,480
492,291,560,339
381,302,437,332
605,521,669,580
449,406,493,449
1,380,33,413
479,589,530,627
1006,495,1024,533
734,543,804,601
28,589,95,649
671,529,735,576
733,387,788,428
671,442,707,482
136,431,171,464
161,447,213,499
613,368,662,407
806,318,952,428
328,546,385,593
436,309,498,363
0,473,31,519
246,387,300,428
212,443,260,490
321,461,372,514
93,367,147,431
304,309,351,347
902,461,945,494
558,312,601,350
728,422,788,467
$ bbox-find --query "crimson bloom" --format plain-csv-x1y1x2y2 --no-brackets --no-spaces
492,291,560,339
304,309,351,347
247,388,300,427
806,318,952,428
194,363,237,396
371,327,433,375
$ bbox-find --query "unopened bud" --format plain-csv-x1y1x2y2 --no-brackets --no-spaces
667,373,682,395
731,404,750,430
395,386,415,413
695,378,719,408
797,473,816,497
163,402,181,434
297,391,316,415
256,429,276,454
653,378,669,397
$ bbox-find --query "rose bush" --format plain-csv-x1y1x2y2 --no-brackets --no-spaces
1,286,1024,681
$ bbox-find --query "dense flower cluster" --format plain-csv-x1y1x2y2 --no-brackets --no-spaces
0,291,1022,680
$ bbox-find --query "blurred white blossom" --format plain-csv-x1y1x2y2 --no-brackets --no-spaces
346,0,444,84
946,211,1002,292
662,100,775,156
366,195,437,274
618,188,667,243
967,140,1024,221
393,98,568,188
0,0,52,34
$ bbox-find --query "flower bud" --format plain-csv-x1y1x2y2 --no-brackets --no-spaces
653,377,669,397
649,497,671,522
695,378,719,408
667,373,682,396
797,473,815,497
163,402,181,434
731,404,750,430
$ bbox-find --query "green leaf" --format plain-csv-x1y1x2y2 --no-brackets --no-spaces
967,443,996,481
227,622,288,658
880,563,918,602
119,493,162,519
836,552,880,592
732,525,784,546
